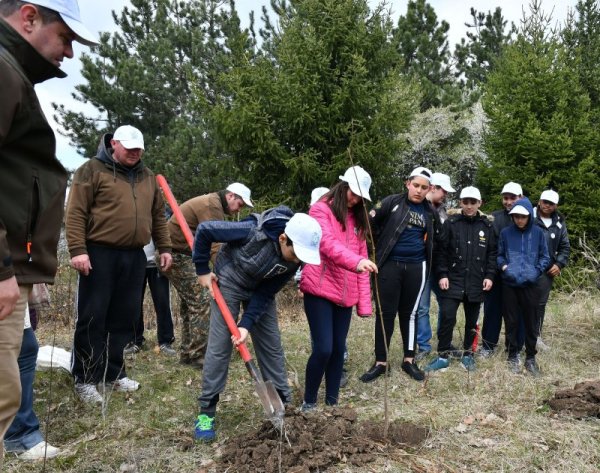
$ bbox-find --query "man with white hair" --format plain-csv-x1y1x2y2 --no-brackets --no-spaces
165,183,254,368
0,0,97,461
533,189,570,349
66,125,172,403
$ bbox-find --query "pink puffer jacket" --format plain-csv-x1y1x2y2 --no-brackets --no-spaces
299,201,372,315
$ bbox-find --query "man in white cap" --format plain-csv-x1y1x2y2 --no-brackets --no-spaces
415,172,455,359
164,183,253,368
533,189,570,349
192,207,321,441
480,181,525,357
0,0,97,463
65,125,172,404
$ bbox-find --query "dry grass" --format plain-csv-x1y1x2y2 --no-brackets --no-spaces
5,282,600,472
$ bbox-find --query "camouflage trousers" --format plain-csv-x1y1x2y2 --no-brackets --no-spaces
166,253,210,364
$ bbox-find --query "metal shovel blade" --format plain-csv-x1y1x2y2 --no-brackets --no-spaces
246,361,285,430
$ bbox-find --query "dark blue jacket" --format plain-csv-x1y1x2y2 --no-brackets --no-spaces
497,198,550,287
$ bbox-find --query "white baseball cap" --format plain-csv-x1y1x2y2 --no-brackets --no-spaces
501,182,523,196
409,166,433,182
431,173,455,192
339,166,372,201
226,183,253,207
30,0,98,46
509,205,530,216
285,213,322,265
459,186,481,201
310,187,329,206
113,125,145,150
540,189,559,204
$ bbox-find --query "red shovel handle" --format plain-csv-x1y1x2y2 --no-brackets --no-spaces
156,174,253,363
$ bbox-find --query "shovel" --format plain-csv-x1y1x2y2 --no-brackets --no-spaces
156,175,285,429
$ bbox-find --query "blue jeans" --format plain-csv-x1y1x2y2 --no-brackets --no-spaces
416,276,442,353
4,328,44,453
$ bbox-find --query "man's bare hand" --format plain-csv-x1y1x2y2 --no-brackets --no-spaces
439,277,449,290
547,264,561,277
483,278,493,291
159,252,172,272
71,254,92,276
198,273,217,297
0,276,20,320
231,327,249,346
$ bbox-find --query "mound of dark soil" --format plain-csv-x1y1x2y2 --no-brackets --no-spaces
215,407,428,472
548,380,600,418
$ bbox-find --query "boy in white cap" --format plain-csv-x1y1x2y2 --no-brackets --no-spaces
416,172,456,359
425,187,496,372
533,190,570,349
0,0,97,462
498,197,549,375
480,181,525,357
164,183,253,367
192,207,322,441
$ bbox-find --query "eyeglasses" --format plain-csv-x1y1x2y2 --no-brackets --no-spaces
460,198,478,205
541,200,556,206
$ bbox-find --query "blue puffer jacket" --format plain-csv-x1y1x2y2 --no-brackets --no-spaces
497,197,550,287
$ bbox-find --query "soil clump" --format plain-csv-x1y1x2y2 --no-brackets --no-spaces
548,380,600,418
215,406,428,472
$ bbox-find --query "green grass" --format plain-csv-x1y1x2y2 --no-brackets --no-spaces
5,288,600,472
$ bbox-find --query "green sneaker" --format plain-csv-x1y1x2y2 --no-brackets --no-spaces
194,414,215,442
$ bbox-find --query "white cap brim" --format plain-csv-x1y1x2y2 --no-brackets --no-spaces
61,15,99,46
119,139,145,150
293,243,321,265
240,196,253,207
341,178,371,201
509,205,529,216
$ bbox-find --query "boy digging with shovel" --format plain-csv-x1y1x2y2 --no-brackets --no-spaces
192,206,322,441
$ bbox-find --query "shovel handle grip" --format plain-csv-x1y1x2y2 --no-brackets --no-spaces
212,280,252,363
156,175,195,250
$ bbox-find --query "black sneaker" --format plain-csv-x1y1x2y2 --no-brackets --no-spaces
123,342,142,356
340,368,348,388
507,355,521,374
359,364,389,383
448,345,463,359
524,358,541,377
401,360,425,381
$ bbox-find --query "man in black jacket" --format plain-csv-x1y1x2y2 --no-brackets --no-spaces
425,187,496,372
533,190,570,349
0,0,96,463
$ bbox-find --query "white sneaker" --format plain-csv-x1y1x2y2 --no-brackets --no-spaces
75,383,103,404
18,441,60,460
112,377,140,392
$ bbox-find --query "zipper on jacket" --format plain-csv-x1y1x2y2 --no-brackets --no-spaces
26,174,40,263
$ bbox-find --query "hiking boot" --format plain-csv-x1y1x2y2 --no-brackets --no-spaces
340,368,348,388
123,342,142,356
507,356,521,374
536,337,550,351
424,357,450,372
415,349,431,362
159,344,177,356
460,355,476,372
194,414,216,442
16,441,60,460
401,360,425,381
75,383,103,404
300,402,317,413
359,364,389,383
112,377,140,392
525,358,541,377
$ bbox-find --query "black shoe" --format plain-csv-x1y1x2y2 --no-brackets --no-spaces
359,364,389,383
524,358,541,377
340,368,348,388
401,360,425,381
507,355,521,374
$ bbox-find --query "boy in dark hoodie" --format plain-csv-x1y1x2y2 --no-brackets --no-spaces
191,206,322,441
497,197,550,375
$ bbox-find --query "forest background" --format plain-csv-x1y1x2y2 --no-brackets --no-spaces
53,0,600,247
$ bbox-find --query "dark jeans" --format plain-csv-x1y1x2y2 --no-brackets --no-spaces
536,272,554,334
437,297,480,357
72,244,146,384
481,278,525,351
5,328,43,452
303,294,352,406
133,267,174,346
503,284,540,359
375,260,426,361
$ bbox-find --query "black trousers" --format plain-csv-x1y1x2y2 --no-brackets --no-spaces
536,272,554,334
437,296,480,357
502,284,540,359
374,260,426,361
72,244,146,384
133,267,174,346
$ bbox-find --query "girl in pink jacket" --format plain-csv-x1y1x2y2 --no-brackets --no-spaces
299,166,378,411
